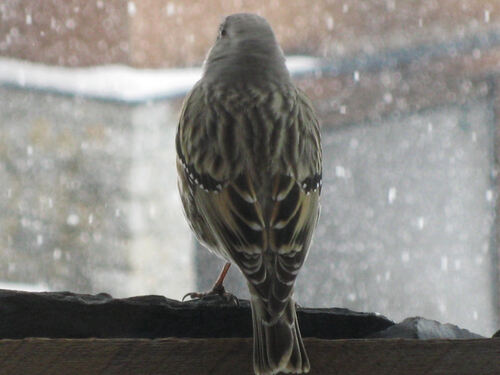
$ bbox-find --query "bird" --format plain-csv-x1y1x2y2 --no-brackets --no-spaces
176,13,322,375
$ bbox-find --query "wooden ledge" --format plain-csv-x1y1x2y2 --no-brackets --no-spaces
0,290,495,374
0,337,498,375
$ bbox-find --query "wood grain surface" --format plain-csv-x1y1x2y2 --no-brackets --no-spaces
0,337,498,375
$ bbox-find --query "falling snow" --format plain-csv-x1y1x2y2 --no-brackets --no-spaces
388,187,397,204
0,0,498,338
484,10,490,23
66,214,80,226
127,2,136,16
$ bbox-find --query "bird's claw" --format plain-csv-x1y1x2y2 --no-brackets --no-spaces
222,291,240,307
182,291,204,301
182,284,239,306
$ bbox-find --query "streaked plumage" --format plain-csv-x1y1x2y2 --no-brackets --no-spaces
176,13,321,375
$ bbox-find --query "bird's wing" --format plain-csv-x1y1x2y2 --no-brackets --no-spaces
176,81,264,258
261,89,322,319
176,83,321,320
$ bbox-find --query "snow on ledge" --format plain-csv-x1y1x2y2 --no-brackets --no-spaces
0,280,49,293
0,56,320,103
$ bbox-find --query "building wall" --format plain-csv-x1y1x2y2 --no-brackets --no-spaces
312,100,497,335
1,0,499,67
0,87,193,299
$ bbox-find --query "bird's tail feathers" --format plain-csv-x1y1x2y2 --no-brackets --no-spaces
251,294,309,375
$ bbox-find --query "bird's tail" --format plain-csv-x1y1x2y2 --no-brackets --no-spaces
250,293,310,375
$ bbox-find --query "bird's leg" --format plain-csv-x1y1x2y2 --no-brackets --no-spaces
211,262,231,294
182,262,238,304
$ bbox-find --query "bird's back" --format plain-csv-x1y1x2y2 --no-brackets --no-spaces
177,77,321,307
176,13,321,374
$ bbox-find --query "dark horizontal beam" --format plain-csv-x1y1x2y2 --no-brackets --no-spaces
0,337,498,375
0,290,393,340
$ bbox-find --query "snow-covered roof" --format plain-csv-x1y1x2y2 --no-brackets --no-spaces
0,56,320,103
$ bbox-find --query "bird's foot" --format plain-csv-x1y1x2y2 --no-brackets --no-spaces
182,284,239,306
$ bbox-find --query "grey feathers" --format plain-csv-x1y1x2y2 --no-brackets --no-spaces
204,13,290,85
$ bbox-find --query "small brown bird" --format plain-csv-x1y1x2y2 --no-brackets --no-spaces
176,13,321,375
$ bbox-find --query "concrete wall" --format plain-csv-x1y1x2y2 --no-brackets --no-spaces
0,87,193,299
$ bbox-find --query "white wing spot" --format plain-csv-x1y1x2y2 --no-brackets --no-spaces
249,222,263,231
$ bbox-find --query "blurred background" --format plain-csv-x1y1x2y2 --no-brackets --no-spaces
0,0,499,337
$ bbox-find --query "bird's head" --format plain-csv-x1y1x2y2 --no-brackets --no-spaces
203,13,289,83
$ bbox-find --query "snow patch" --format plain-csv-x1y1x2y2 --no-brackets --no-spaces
0,56,320,103
0,281,48,292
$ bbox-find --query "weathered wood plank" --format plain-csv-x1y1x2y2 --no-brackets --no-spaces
0,338,498,375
